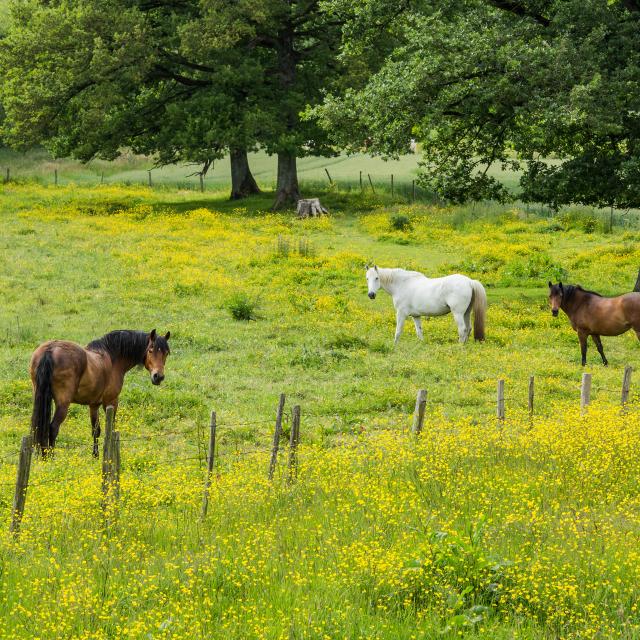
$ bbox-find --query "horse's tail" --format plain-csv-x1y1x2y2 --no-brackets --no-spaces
470,280,487,341
31,350,54,451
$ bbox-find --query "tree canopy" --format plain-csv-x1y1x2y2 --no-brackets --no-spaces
314,0,640,208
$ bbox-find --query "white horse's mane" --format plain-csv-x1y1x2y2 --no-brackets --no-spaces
378,267,425,286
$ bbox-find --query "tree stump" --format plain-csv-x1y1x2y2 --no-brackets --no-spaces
296,198,328,218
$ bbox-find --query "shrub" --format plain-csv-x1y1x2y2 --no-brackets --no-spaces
389,213,412,231
226,294,260,321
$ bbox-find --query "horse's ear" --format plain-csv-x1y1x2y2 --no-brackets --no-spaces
559,282,563,290
374,265,379,272
164,331,171,340
548,281,553,288
149,329,157,342
364,263,369,271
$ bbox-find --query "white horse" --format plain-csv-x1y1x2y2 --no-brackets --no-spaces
365,266,487,345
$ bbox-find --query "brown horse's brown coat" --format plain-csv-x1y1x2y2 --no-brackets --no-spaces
548,282,640,365
29,329,170,455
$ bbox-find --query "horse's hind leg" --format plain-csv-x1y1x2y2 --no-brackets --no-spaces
592,335,608,366
453,311,468,343
49,401,69,448
90,405,100,458
463,306,472,342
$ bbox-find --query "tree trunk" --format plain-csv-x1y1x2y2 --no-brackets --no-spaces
634,268,640,292
272,151,301,210
229,148,260,200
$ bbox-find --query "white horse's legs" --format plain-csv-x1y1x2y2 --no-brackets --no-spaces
463,306,472,342
453,311,468,343
394,311,407,345
413,317,423,340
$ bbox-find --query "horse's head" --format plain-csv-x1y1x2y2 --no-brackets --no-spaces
144,329,171,385
365,265,381,299
548,282,563,317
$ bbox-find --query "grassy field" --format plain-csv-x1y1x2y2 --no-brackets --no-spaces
1,181,640,638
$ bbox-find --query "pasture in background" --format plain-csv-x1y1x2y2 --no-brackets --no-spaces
1,180,640,638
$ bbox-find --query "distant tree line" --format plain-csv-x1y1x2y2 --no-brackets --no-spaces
1,0,640,210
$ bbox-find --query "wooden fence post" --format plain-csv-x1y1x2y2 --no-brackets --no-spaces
580,373,592,414
101,405,115,505
359,171,363,192
621,366,633,406
54,169,58,186
528,376,534,416
412,389,427,434
147,170,152,187
368,174,376,194
497,379,505,421
201,410,217,519
412,179,415,202
288,405,301,482
268,394,286,480
10,435,33,536
325,168,333,185
5,168,9,184
391,174,394,196
113,430,121,502
100,172,104,185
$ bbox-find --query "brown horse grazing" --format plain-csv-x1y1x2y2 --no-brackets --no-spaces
548,282,640,366
30,329,170,456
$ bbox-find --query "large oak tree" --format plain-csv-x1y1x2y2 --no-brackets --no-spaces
314,0,640,209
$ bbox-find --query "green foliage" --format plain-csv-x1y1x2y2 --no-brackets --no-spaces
389,213,412,231
227,293,260,321
315,0,640,209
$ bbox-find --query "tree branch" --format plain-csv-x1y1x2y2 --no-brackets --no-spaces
487,1,551,27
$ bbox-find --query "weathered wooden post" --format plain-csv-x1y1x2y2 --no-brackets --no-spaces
10,435,33,536
621,366,633,406
412,389,427,434
147,170,152,187
54,169,58,186
5,168,10,184
528,376,535,416
288,405,301,482
368,174,376,194
101,405,115,505
201,410,217,519
497,379,505,421
113,430,121,502
324,168,333,185
359,171,363,192
391,174,394,197
580,373,592,414
268,394,285,480
100,172,104,185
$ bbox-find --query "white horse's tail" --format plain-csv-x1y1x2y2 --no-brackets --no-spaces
470,280,487,341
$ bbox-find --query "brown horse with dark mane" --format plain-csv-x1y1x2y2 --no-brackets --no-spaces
30,329,170,456
548,282,640,366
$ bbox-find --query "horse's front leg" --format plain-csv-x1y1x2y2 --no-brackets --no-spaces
90,405,101,458
412,317,423,340
592,335,608,366
394,311,407,346
578,331,588,366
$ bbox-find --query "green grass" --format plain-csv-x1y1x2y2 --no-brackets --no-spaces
1,181,640,638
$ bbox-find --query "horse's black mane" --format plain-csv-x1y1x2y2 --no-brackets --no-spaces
87,330,169,363
563,284,603,302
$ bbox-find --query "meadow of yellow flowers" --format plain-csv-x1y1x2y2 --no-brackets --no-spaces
0,183,639,638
